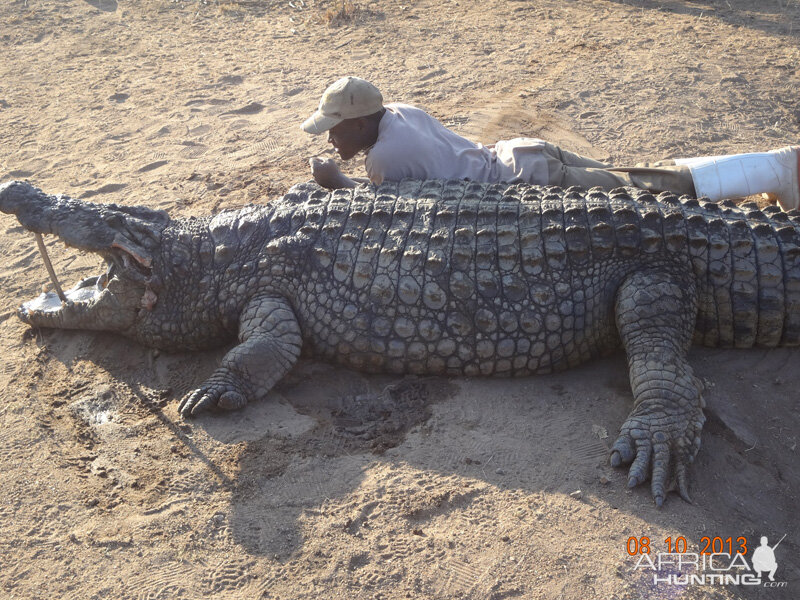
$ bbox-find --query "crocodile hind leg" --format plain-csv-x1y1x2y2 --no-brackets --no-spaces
179,295,302,417
610,270,706,506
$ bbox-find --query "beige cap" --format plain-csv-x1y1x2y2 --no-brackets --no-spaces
301,77,383,134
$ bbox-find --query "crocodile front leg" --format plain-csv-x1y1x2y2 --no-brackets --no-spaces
179,295,302,417
610,270,705,506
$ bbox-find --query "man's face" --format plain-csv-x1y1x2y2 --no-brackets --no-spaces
327,118,369,161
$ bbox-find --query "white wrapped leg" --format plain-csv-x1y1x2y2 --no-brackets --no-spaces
676,146,799,210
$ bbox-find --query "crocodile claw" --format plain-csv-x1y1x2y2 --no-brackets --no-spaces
610,403,704,506
178,379,248,417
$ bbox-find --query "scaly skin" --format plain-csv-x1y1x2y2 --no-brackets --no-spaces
1,179,799,506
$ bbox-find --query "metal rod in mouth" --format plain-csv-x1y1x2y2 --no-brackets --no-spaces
34,233,67,303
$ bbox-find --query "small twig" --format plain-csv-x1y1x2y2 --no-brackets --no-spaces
34,233,67,302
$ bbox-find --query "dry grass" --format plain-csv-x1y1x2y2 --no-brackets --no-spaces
323,0,361,26
216,1,243,16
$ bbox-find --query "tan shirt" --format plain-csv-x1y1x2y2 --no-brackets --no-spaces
365,103,548,186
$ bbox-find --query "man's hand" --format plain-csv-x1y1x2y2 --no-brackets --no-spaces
309,157,357,189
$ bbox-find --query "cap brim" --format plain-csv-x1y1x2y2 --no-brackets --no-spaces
301,111,343,134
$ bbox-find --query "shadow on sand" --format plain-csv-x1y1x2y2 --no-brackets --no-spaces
606,0,798,38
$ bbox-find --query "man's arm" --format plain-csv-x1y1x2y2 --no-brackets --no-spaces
309,157,370,189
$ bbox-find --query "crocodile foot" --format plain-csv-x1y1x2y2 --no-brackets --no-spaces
609,400,705,507
178,375,248,417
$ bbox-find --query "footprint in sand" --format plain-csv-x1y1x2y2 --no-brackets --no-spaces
226,118,251,131
200,558,255,594
216,74,244,86
82,0,118,12
3,169,35,179
5,156,51,179
179,142,208,159
148,126,171,139
222,102,266,116
80,183,127,199
185,97,229,108
221,138,283,167
188,124,211,137
137,160,169,173
127,561,198,600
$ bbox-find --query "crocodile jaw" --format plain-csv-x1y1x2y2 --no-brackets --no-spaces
19,266,146,333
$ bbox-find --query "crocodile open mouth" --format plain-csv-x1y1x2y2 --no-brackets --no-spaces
0,181,168,329
22,267,118,317
19,234,156,329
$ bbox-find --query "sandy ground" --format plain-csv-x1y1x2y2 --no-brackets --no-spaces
0,0,799,598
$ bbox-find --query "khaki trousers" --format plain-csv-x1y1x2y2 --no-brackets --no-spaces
541,142,697,196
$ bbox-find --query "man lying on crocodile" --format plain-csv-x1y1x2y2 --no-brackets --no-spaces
1,178,798,507
304,77,800,211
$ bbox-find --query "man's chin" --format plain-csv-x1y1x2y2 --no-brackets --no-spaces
335,149,358,161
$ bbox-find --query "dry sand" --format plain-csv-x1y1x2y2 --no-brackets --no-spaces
0,1,798,598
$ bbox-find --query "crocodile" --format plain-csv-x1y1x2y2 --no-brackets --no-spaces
1,179,798,506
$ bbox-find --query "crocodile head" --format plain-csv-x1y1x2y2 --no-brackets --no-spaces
0,181,170,336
